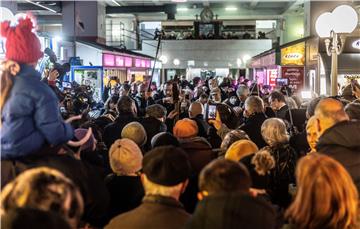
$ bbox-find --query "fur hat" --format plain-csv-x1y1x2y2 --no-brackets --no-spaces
121,122,147,147
173,118,198,139
1,17,43,63
109,139,143,175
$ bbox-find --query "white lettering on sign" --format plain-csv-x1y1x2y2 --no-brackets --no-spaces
352,40,360,50
284,53,303,60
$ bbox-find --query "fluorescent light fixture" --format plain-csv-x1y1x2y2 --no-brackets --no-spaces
172,0,187,2
112,0,121,7
225,6,238,11
177,7,188,12
23,0,57,13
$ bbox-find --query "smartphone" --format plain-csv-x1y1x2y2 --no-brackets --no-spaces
207,104,217,120
276,78,289,87
62,82,72,89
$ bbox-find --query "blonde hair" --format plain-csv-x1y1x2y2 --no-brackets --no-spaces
251,147,275,175
261,118,289,146
285,153,359,229
225,140,258,162
0,167,84,228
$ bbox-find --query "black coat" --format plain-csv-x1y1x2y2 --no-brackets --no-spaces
185,193,277,229
239,113,268,149
135,96,154,117
316,121,360,193
275,104,289,120
191,115,222,148
105,195,190,229
103,112,138,149
139,117,167,152
105,174,144,220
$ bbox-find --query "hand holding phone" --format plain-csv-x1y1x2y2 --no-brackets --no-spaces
207,105,217,120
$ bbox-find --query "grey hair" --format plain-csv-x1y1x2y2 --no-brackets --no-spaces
244,96,264,115
236,85,250,98
261,118,290,146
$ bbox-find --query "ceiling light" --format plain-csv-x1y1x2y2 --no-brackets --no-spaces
177,7,188,12
159,55,168,64
112,0,121,6
23,0,57,13
171,0,187,2
173,58,180,66
225,6,238,11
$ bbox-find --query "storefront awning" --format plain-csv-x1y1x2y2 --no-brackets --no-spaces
320,53,360,74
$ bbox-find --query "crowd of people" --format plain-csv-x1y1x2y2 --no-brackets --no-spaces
1,16,360,229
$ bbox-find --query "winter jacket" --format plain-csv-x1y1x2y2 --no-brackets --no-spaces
185,193,277,229
139,116,167,152
316,120,360,193
239,112,268,149
1,64,73,159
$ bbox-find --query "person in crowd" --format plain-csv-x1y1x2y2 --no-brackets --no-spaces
130,82,138,97
156,81,175,114
105,146,191,229
188,101,210,139
173,118,215,175
135,83,155,117
105,139,144,220
210,88,222,104
151,132,180,148
119,83,131,96
284,153,359,229
218,129,249,157
103,95,138,148
314,98,360,192
208,78,218,91
225,139,258,162
261,118,298,208
305,116,317,153
0,167,83,229
186,159,277,229
345,102,360,120
103,94,119,120
140,104,168,151
198,93,209,105
1,17,73,159
121,121,147,150
269,90,289,120
1,208,72,229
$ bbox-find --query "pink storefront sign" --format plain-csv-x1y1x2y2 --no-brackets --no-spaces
135,58,141,67
115,56,125,67
125,57,132,67
103,54,115,66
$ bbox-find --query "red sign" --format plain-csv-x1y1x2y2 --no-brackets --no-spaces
267,68,278,87
281,67,304,91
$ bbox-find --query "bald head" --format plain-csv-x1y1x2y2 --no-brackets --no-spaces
315,98,349,123
314,98,349,137
189,101,204,118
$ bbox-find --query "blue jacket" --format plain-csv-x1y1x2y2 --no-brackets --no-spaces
1,64,73,159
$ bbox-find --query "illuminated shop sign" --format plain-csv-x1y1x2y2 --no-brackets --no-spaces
281,42,305,66
352,39,360,50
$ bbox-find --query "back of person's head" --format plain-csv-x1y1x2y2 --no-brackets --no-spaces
217,104,238,129
285,153,358,229
0,167,83,229
236,85,249,99
244,96,264,115
314,98,349,136
151,132,180,148
146,104,167,120
173,118,198,139
345,102,360,120
225,140,258,162
121,121,147,147
109,138,143,175
142,146,191,198
306,97,322,118
117,95,135,114
1,208,71,229
199,159,251,195
220,130,249,151
269,90,286,103
188,101,204,118
261,118,289,146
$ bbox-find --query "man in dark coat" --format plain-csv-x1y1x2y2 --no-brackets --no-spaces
103,96,138,149
269,90,289,120
135,83,155,117
186,159,277,229
315,98,360,193
105,146,191,229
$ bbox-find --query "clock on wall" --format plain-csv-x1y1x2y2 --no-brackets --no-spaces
200,7,214,23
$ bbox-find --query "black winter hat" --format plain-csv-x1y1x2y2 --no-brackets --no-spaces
142,146,191,186
151,132,180,149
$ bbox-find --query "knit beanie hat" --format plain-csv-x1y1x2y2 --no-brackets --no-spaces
151,132,180,149
109,138,143,175
121,122,147,147
225,140,258,162
1,17,43,64
173,118,198,139
74,128,96,152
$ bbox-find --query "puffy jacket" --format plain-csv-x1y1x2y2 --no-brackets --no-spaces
1,64,73,159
